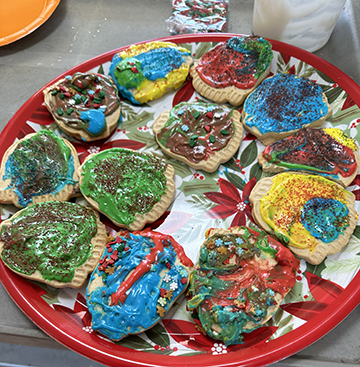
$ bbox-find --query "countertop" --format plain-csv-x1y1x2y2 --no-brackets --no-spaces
0,1,359,366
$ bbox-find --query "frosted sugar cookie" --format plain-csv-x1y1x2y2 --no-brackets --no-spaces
0,130,80,208
0,201,106,288
153,101,243,173
86,229,193,341
109,41,193,105
258,127,360,187
249,172,357,265
191,35,273,106
78,148,175,231
43,72,121,142
242,73,331,145
187,226,299,345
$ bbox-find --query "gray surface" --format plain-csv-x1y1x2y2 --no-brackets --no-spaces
0,0,359,366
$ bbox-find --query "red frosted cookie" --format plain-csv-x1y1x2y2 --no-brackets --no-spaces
191,36,273,106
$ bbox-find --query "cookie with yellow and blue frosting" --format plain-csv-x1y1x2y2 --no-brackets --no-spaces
249,172,357,264
109,41,193,105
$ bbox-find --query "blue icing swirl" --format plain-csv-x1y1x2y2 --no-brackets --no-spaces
80,109,106,136
109,46,189,105
301,197,349,243
86,232,189,341
243,73,329,135
3,130,76,207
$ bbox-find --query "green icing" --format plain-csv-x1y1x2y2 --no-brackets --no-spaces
80,148,168,226
227,36,273,79
114,57,145,89
187,227,281,345
0,201,97,283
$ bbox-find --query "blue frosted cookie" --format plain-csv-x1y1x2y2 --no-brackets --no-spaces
86,229,193,341
242,73,331,145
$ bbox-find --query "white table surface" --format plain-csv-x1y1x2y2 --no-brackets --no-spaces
0,1,359,366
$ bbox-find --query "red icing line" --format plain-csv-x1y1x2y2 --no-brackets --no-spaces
110,230,193,306
206,227,299,311
196,42,257,89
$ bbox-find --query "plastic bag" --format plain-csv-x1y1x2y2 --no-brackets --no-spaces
166,0,229,35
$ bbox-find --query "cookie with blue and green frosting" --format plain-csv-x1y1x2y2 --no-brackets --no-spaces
0,130,80,208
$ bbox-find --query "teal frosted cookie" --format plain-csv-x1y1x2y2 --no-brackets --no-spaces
242,73,331,145
86,229,193,341
0,130,80,208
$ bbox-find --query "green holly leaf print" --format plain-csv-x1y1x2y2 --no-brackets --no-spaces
31,282,60,306
306,260,327,278
178,43,192,54
240,140,258,168
97,64,105,75
119,103,139,121
353,226,360,240
124,109,154,129
316,70,335,84
279,324,294,337
224,170,246,191
319,84,332,93
249,162,262,182
278,314,293,330
298,66,316,79
166,159,192,179
144,322,170,347
116,334,154,350
325,86,344,105
274,308,284,325
222,152,242,173
179,175,219,197
283,280,305,303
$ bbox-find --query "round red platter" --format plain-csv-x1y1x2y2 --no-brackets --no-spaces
0,34,359,367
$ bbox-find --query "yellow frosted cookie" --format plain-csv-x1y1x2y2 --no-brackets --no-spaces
109,41,193,105
249,172,357,265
